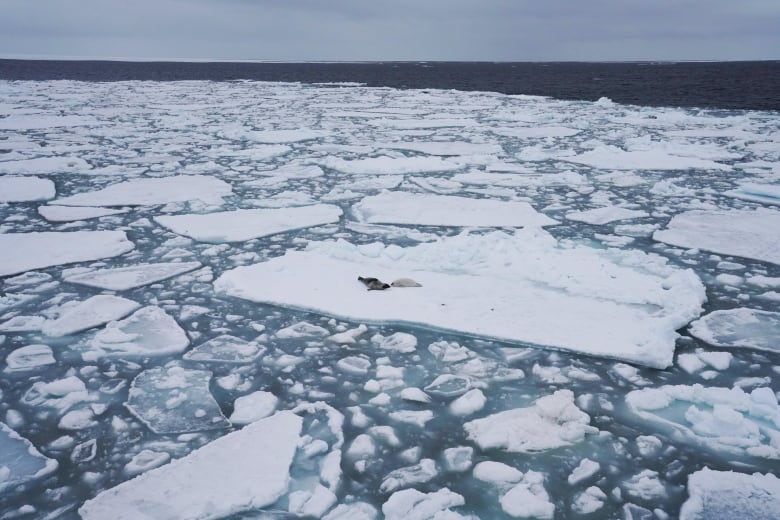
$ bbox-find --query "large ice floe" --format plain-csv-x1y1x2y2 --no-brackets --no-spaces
216,227,704,368
1,78,779,519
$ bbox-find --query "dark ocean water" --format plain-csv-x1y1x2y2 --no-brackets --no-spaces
0,59,779,111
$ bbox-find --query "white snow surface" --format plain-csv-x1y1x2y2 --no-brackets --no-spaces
215,228,705,368
42,295,140,337
653,210,780,265
62,262,201,291
78,411,302,520
0,231,134,277
565,206,649,225
352,191,558,228
0,176,55,202
155,204,342,242
54,175,232,207
680,467,780,520
38,205,127,222
566,145,730,171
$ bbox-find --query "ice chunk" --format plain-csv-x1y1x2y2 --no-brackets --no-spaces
0,176,55,202
276,321,330,338
155,204,342,242
371,332,418,353
352,191,558,227
53,175,231,206
21,376,93,412
38,205,127,222
4,344,56,372
382,488,466,520
653,210,780,265
0,231,134,277
500,471,554,519
62,261,201,291
42,295,140,337
464,390,595,452
424,375,471,398
125,366,230,434
337,356,372,375
124,449,171,476
81,306,189,360
623,470,667,500
0,422,58,493
323,502,378,520
0,155,90,174
441,446,474,472
568,458,600,485
473,461,524,484
321,156,459,175
329,324,368,344
79,411,302,520
572,486,607,514
679,467,780,520
688,308,780,354
183,334,266,363
216,229,704,368
723,183,780,206
566,206,649,225
626,384,780,459
230,390,279,426
566,145,730,171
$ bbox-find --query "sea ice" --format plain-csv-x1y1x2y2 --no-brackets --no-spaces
125,366,231,434
228,391,279,425
0,176,55,202
463,389,596,452
0,422,58,493
4,344,56,372
566,145,730,171
382,488,467,520
79,411,302,520
37,205,127,222
499,471,554,519
41,295,140,337
653,209,780,265
215,228,705,368
565,206,649,225
321,156,459,175
0,231,134,277
688,308,780,354
53,175,232,206
679,467,780,520
154,204,342,242
0,156,91,175
183,334,266,363
352,191,558,227
723,182,780,206
625,384,780,459
62,261,201,291
80,306,189,360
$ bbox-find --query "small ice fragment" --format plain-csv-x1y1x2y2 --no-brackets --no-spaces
371,332,418,353
337,356,372,376
449,389,486,416
500,471,554,519
568,458,600,485
0,422,58,493
424,374,471,398
125,367,230,434
63,262,202,291
276,321,330,339
399,387,432,404
382,488,465,520
124,449,171,476
229,391,279,426
572,486,607,514
42,295,140,337
183,335,265,363
441,446,474,472
689,308,780,354
473,461,523,485
329,324,368,344
4,344,55,372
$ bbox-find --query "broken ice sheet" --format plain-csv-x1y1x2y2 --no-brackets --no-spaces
4,344,56,372
0,176,55,202
680,467,780,520
79,306,189,361
53,175,232,206
183,334,266,364
125,366,230,434
0,422,58,494
688,308,780,354
62,261,201,291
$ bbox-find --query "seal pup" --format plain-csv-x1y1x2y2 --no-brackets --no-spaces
391,278,422,287
358,276,390,291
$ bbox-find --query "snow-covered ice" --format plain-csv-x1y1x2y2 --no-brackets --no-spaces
54,175,232,206
41,295,140,337
653,210,780,265
0,422,58,493
352,191,558,227
0,231,133,277
37,205,127,222
566,205,649,225
62,261,201,290
0,176,55,202
79,411,302,520
688,308,780,353
680,467,780,520
215,228,705,368
155,204,343,242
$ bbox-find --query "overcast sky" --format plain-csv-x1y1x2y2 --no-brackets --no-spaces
1,0,778,62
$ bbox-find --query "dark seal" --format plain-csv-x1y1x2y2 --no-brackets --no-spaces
358,276,390,291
